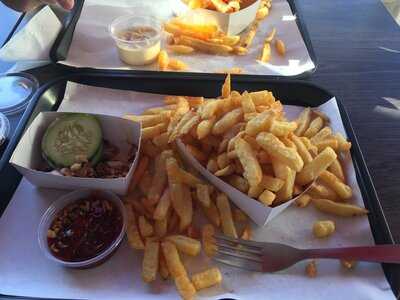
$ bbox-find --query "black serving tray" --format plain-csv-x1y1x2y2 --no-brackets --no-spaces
49,0,317,80
0,72,398,300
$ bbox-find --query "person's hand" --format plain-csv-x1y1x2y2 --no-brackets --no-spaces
1,0,74,12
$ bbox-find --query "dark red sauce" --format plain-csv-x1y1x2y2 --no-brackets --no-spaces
47,195,123,262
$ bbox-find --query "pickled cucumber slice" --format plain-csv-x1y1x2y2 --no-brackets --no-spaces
41,114,103,168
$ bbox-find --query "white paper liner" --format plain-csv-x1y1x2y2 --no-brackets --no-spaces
0,82,394,300
60,0,315,76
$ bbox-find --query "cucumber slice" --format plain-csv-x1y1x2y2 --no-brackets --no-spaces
42,114,103,168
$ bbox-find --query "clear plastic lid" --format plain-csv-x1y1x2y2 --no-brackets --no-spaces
0,74,38,115
0,112,10,146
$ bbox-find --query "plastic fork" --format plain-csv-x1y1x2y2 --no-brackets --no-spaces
213,234,400,272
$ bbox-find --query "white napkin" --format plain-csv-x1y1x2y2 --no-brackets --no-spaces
0,6,62,62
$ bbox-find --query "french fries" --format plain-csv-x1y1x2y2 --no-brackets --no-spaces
275,39,286,56
192,267,222,290
216,193,238,238
312,198,368,217
235,138,262,186
142,240,159,283
166,235,201,256
313,220,335,238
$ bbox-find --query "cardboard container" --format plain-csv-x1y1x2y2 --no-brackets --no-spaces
173,0,261,35
10,112,141,195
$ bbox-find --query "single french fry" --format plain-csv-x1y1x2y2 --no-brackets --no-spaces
275,39,286,56
258,189,276,206
227,175,249,193
200,100,220,119
177,35,233,55
308,183,338,201
142,123,168,140
174,274,196,300
290,134,313,164
241,91,256,114
275,165,296,203
319,170,352,199
312,198,368,217
235,138,263,186
313,220,335,238
216,193,237,238
256,6,269,20
270,120,298,137
155,217,168,238
142,240,159,283
129,156,149,192
164,21,215,40
217,152,230,169
245,110,274,137
310,127,332,144
314,138,339,152
248,184,264,198
162,241,187,278
212,108,243,135
304,117,324,138
196,184,211,207
167,44,195,54
124,113,167,128
192,267,222,290
215,164,235,176
210,35,240,46
169,111,198,142
222,73,231,98
328,159,345,182
201,200,221,227
295,193,312,207
264,27,276,43
125,203,145,250
250,90,275,106
158,50,169,71
306,260,317,278
260,42,271,62
202,224,218,257
168,58,188,71
166,235,201,256
300,136,319,157
240,21,259,48
256,132,304,172
152,132,169,148
154,189,171,220
294,107,312,136
335,132,352,152
197,117,217,139
296,147,337,185
260,175,284,192
139,215,154,238
148,151,172,205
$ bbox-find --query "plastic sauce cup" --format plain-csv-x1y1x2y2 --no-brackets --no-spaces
109,15,162,66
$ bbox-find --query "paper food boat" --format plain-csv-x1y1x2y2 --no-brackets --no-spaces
176,139,313,227
173,0,261,35
10,112,141,195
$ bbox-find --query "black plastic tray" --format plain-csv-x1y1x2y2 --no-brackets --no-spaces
0,72,398,300
49,0,317,80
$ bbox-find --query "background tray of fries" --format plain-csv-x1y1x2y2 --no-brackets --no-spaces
0,72,397,300
51,0,316,78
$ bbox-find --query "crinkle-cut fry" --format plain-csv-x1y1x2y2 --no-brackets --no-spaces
125,203,145,250
202,224,218,257
310,127,332,144
304,117,324,138
294,107,312,136
241,223,252,240
138,215,154,238
142,240,159,283
270,120,298,137
306,260,317,278
153,132,169,148
166,235,201,256
222,73,231,98
245,110,274,136
256,132,304,172
295,193,312,207
201,199,221,227
124,113,168,128
175,274,196,300
154,189,171,220
296,147,337,185
177,35,233,55
290,134,313,164
142,123,168,140
167,44,195,54
161,241,187,278
259,42,271,63
186,144,208,162
328,158,345,182
215,164,235,177
313,220,335,238
308,183,338,201
312,198,368,217
155,217,168,238
319,170,352,199
212,107,243,135
158,50,169,71
192,267,222,290
233,207,248,222
241,91,256,114
196,184,211,207
264,27,276,43
240,21,259,48
256,6,269,20
335,132,352,151
216,193,238,238
129,156,149,192
275,39,286,56
260,175,284,192
258,189,276,206
168,58,188,71
235,138,263,186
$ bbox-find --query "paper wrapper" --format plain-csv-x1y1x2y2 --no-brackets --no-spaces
0,83,394,300
60,0,315,76
10,112,141,195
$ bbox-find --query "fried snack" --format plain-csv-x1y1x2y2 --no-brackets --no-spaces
304,117,324,138
192,267,222,290
125,203,145,250
328,159,345,182
240,21,259,48
264,27,276,43
294,107,312,136
216,193,237,238
177,35,233,55
154,189,171,220
162,241,187,278
129,156,149,192
295,193,312,208
306,260,317,278
258,189,276,206
148,151,171,204
312,198,368,217
202,224,218,257
308,183,338,201
201,199,221,227
155,217,168,238
275,39,286,56
169,58,188,71
319,170,352,199
139,215,154,237
166,235,201,256
341,260,357,269
313,220,335,238
260,42,271,62
256,6,269,20
174,274,196,300
158,50,169,71
222,73,231,98
170,183,193,231
196,184,211,207
142,240,159,283
167,44,195,54
235,138,263,186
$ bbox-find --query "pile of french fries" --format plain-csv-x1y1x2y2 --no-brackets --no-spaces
184,0,261,13
123,74,368,299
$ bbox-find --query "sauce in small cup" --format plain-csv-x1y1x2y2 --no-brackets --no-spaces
38,189,126,268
